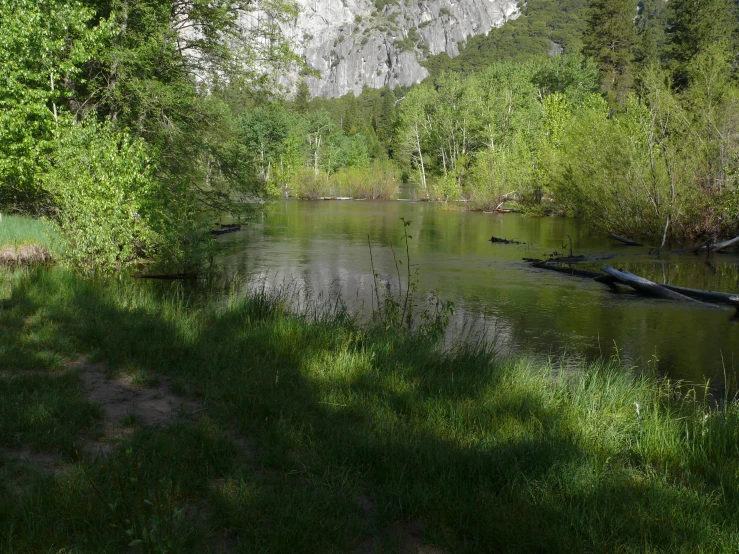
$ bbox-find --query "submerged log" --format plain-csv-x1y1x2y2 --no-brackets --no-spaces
211,225,241,236
600,266,701,303
531,261,604,279
609,233,644,247
661,284,739,305
490,236,525,245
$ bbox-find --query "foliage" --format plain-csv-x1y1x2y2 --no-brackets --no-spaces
582,0,639,107
0,0,113,213
0,0,299,272
44,121,160,274
424,0,589,76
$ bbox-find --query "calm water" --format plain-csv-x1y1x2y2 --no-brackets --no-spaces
216,200,739,384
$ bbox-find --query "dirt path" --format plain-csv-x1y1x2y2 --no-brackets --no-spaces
74,360,202,455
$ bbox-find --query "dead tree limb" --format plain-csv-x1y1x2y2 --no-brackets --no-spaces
695,236,739,253
600,266,701,303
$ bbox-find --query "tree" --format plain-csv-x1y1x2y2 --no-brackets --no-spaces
583,0,639,106
667,0,738,87
0,0,300,271
375,90,396,147
396,85,437,197
635,0,668,67
0,0,112,213
342,93,360,135
294,81,310,114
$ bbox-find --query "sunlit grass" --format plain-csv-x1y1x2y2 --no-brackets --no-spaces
0,214,62,253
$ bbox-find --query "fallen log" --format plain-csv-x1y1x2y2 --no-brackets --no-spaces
523,256,585,264
490,236,525,245
600,266,701,303
531,261,604,279
661,284,739,305
530,260,738,310
609,233,643,247
696,235,739,253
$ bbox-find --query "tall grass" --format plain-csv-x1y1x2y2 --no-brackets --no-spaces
290,161,400,200
0,214,62,253
1,268,739,552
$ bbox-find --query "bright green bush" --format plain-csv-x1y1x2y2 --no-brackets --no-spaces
329,161,400,199
44,121,158,274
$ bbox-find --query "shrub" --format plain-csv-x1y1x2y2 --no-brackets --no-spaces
44,120,159,274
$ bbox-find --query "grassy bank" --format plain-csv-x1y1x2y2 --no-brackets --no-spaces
2,268,739,552
0,214,60,252
0,215,60,272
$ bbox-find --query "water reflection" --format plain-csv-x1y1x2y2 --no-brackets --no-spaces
216,200,739,384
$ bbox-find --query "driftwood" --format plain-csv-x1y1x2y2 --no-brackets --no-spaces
609,233,644,247
490,236,525,245
695,235,739,253
600,266,706,304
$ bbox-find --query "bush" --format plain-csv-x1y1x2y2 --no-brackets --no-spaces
329,161,400,199
44,121,159,274
290,168,333,199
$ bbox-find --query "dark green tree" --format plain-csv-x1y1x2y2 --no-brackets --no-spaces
635,0,668,67
667,0,738,87
583,0,639,106
342,93,360,135
294,81,310,114
375,90,396,147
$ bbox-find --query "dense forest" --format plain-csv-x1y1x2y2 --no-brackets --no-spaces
2,0,739,273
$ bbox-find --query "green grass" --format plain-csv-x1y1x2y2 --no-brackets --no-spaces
1,268,739,552
0,214,62,253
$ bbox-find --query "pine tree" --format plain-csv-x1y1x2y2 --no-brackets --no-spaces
635,0,668,67
342,93,359,135
667,0,738,87
583,0,639,106
294,81,310,114
375,91,396,146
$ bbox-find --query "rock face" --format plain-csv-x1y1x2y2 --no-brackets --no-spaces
279,0,520,98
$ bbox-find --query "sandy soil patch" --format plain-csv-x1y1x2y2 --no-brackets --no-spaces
72,360,202,456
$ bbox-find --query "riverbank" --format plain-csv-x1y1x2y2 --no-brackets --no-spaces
0,215,60,269
2,267,739,552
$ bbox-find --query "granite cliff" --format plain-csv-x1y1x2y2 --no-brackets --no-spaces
279,0,520,97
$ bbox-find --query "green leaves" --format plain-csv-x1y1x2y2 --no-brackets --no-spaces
44,120,158,274
0,0,114,213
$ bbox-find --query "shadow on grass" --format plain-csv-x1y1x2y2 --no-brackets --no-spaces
0,268,737,552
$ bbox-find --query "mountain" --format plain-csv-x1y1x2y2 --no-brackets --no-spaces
279,0,520,98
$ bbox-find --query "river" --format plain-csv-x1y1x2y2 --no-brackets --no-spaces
216,200,739,384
